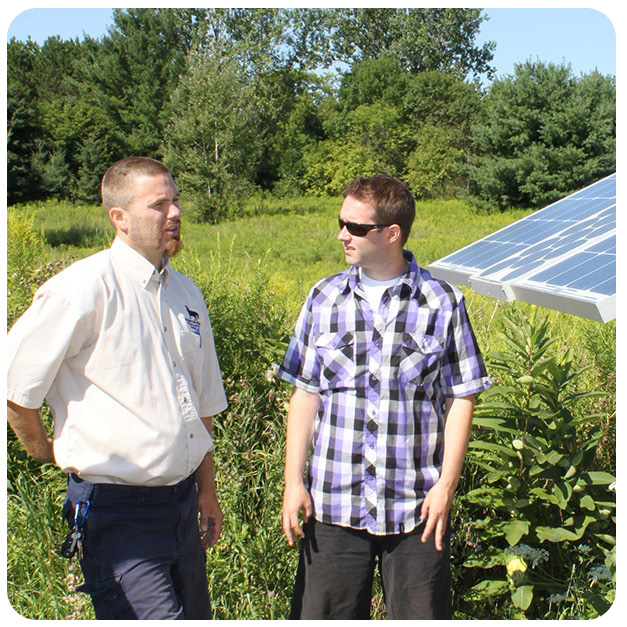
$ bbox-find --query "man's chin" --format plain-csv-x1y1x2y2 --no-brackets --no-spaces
165,237,184,258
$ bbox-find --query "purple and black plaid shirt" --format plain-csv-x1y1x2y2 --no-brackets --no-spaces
279,251,490,535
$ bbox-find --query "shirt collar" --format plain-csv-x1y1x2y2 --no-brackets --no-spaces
339,250,422,298
110,237,170,288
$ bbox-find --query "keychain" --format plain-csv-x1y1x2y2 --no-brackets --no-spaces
61,501,90,560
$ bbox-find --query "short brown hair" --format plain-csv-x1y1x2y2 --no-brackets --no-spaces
343,175,415,246
101,157,171,211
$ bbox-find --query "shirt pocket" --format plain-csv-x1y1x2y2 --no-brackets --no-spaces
180,330,204,385
398,333,446,387
314,331,355,391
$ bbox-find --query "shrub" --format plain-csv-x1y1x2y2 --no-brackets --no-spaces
172,247,296,618
457,308,615,619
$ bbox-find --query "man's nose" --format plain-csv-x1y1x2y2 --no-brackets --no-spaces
168,202,181,220
337,226,350,242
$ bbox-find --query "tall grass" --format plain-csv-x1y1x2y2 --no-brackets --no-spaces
6,196,614,619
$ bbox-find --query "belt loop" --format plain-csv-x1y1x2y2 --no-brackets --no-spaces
70,473,96,504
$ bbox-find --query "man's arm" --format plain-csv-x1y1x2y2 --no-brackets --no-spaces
7,401,54,463
282,386,320,546
420,394,475,551
196,416,223,550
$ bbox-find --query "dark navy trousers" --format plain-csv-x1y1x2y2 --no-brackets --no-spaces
63,473,211,620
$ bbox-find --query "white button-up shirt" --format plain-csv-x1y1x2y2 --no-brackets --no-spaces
7,238,228,485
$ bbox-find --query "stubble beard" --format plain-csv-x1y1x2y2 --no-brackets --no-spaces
164,236,184,258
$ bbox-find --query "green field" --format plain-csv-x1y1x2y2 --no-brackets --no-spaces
7,197,615,619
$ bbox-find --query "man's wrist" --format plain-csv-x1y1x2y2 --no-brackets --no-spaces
284,474,306,490
436,474,459,494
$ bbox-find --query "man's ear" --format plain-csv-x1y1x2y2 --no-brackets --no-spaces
388,224,403,245
108,207,128,233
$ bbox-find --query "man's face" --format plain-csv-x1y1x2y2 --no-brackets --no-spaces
337,195,390,276
116,173,183,267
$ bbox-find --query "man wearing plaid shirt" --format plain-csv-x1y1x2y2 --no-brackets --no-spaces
278,175,490,619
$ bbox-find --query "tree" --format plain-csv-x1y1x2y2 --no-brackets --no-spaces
7,39,44,203
78,8,203,159
328,8,495,81
401,71,485,198
163,49,264,222
466,62,616,210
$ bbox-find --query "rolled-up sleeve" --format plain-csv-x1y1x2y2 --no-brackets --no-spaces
440,295,491,397
278,292,321,393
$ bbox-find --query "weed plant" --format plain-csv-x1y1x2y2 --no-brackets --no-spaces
6,197,615,620
454,310,615,619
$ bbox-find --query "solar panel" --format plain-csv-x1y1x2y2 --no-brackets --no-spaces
428,174,616,323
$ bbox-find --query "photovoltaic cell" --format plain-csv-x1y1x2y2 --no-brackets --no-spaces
427,174,616,323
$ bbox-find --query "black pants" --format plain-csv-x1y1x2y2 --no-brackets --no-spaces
290,518,452,620
63,474,210,620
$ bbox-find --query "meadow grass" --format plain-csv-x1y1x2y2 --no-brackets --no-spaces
7,195,614,619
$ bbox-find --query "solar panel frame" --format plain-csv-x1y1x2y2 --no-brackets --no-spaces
428,173,616,323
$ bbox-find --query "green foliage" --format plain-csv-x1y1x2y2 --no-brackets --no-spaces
171,247,297,619
6,199,615,620
164,50,263,223
404,125,464,198
327,8,495,79
6,209,60,328
459,308,615,618
7,8,499,215
7,468,94,620
467,61,616,210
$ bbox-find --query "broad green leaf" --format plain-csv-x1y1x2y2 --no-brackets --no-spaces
582,471,616,485
537,515,597,542
472,417,519,435
503,520,530,545
468,441,519,458
544,450,565,465
553,480,573,509
469,579,509,597
511,585,534,610
563,465,577,480
536,526,579,542
464,550,504,569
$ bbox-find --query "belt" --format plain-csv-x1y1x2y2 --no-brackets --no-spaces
69,473,196,500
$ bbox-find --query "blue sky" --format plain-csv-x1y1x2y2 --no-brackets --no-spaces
4,5,619,83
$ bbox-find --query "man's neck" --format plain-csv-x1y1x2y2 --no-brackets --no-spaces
360,252,408,282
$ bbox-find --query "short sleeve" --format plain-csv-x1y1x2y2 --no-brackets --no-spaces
7,288,90,409
278,291,321,393
440,294,491,397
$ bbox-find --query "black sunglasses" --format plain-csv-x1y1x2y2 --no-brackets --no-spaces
338,218,391,237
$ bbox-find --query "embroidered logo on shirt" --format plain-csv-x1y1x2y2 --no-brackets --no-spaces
185,306,202,347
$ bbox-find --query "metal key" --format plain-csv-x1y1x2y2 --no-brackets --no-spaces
61,529,83,559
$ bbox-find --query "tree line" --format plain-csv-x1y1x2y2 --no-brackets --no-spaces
7,8,616,221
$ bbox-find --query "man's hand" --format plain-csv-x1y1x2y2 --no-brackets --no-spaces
282,387,319,546
282,481,312,546
419,480,454,551
197,487,223,550
420,395,476,551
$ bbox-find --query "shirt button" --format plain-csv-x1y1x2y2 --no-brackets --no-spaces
163,326,167,332
184,397,189,404
190,434,194,439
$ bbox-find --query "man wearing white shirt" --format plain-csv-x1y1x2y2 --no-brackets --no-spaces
7,157,228,619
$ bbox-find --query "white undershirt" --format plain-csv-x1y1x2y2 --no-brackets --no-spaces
359,269,403,312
